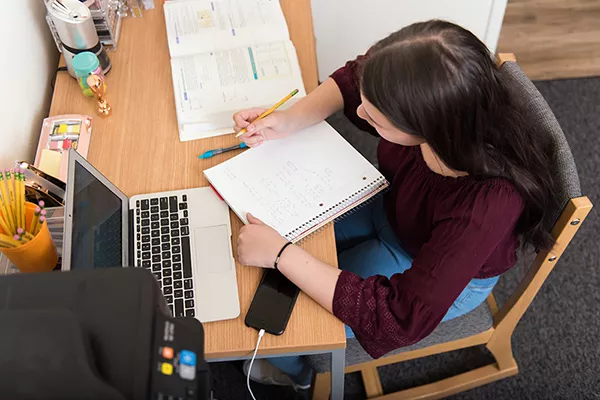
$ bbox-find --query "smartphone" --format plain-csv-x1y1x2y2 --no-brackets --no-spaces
245,269,300,335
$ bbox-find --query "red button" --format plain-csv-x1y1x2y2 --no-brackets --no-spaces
162,347,174,359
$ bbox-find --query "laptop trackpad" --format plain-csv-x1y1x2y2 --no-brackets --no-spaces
194,225,232,274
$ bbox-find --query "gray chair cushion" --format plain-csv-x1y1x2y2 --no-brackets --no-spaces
307,300,493,373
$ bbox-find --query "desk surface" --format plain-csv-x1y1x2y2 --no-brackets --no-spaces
49,2,346,358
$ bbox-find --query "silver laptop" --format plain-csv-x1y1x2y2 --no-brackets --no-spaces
62,150,240,322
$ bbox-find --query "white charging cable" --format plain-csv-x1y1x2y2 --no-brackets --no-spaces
247,329,266,400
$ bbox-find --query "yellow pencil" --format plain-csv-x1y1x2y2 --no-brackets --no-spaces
6,170,17,230
19,169,26,229
14,171,21,229
0,197,13,233
235,89,299,138
0,173,15,233
0,213,10,236
30,206,41,236
0,213,10,235
35,215,46,235
16,228,29,243
17,172,23,230
0,191,13,234
13,233,24,245
0,233,20,247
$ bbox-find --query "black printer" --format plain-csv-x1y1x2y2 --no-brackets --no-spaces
0,268,210,400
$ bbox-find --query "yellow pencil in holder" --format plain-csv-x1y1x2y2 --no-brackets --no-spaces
30,206,41,235
15,172,22,229
19,170,26,229
0,173,15,233
0,202,58,273
0,216,11,238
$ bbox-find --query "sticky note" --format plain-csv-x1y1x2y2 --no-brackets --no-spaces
68,124,81,134
38,149,62,178
57,124,68,134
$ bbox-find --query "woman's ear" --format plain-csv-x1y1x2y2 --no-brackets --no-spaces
356,104,366,121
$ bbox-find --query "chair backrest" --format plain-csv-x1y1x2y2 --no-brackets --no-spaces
491,57,592,335
499,60,582,220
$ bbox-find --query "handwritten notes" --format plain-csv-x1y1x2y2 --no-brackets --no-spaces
204,121,387,240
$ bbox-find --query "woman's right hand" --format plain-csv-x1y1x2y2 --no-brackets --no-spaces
233,108,299,147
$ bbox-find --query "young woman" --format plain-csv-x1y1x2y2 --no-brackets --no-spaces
233,20,557,389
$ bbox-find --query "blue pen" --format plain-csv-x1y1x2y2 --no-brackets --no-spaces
198,142,248,159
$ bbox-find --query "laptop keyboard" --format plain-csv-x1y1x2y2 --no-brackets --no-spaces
93,211,123,267
135,194,195,318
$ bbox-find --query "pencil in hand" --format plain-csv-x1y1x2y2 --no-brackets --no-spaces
235,89,299,138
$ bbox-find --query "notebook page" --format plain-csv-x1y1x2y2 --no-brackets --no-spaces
165,0,290,58
204,122,386,239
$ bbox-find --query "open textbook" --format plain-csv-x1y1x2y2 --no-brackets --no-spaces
164,0,306,141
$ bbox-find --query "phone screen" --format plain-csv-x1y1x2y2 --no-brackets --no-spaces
245,269,300,335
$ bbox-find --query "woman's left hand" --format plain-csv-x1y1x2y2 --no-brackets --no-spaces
237,213,289,268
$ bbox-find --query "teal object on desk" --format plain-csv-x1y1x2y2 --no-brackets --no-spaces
72,52,99,77
198,142,248,159
72,52,104,97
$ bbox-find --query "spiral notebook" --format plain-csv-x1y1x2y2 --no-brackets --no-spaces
204,122,389,243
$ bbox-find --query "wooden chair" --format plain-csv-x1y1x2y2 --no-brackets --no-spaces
308,54,593,400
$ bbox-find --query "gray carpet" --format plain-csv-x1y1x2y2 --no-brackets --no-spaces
209,77,600,399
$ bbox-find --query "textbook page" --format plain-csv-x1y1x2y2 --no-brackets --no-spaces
164,0,290,58
171,40,305,140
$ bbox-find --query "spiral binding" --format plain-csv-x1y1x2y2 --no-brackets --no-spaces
285,176,389,243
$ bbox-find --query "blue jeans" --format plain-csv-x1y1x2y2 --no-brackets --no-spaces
269,197,499,386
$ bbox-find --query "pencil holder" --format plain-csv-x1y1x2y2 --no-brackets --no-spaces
0,202,58,273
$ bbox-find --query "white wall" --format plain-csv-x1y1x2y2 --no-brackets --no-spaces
0,0,58,167
311,0,507,82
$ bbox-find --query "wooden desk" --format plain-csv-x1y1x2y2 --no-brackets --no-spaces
49,1,346,398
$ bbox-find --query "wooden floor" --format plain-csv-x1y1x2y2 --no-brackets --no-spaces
497,0,600,80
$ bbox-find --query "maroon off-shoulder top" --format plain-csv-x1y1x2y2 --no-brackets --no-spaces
329,56,524,358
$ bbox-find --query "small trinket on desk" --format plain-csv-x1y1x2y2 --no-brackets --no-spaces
87,74,112,117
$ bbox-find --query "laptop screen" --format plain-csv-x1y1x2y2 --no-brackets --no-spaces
70,160,124,269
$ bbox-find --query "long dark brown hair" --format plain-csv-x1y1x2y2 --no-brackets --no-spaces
361,20,557,250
